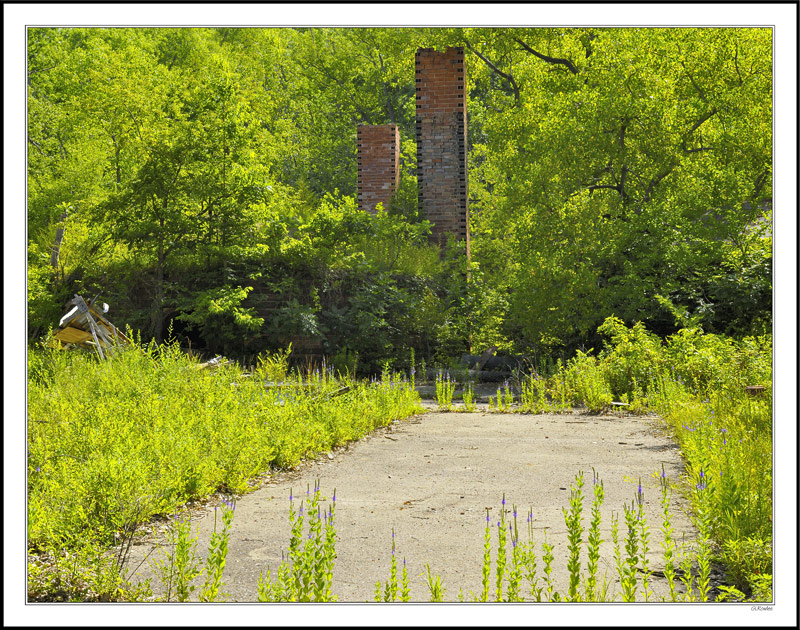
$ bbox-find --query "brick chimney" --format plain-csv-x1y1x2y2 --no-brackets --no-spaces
357,124,400,214
415,47,469,258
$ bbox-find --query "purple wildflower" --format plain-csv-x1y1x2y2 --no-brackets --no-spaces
696,469,707,491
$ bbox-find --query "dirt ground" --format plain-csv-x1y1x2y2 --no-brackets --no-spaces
125,402,706,603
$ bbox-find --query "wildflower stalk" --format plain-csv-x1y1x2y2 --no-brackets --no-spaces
611,510,623,602
462,383,475,412
320,490,337,602
150,512,201,602
383,528,399,602
259,485,336,602
199,500,235,602
503,381,514,410
584,469,604,602
424,563,444,602
506,506,522,601
678,540,696,602
435,371,455,410
495,494,507,601
287,489,303,600
694,470,712,602
542,530,558,602
659,465,678,602
636,479,654,602
409,348,415,389
400,558,410,602
523,508,541,601
621,501,639,602
173,517,202,602
563,471,585,602
480,508,491,602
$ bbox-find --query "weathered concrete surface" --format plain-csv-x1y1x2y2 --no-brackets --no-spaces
126,407,699,602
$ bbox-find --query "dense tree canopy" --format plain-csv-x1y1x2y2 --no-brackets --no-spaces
27,27,772,368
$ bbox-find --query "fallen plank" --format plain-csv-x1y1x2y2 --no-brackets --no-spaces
54,327,94,345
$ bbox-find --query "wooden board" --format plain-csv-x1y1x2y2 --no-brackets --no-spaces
54,327,94,344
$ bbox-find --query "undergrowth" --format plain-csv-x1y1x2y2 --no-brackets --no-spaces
26,336,421,600
26,316,771,602
501,317,773,600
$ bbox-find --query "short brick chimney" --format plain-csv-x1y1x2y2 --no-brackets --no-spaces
357,124,400,214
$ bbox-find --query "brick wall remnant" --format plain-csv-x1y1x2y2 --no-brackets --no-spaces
357,124,400,214
415,46,469,257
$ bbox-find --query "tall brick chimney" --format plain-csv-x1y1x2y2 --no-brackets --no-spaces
415,47,469,257
357,124,400,214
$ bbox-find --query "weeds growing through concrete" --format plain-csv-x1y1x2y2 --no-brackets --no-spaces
458,317,772,599
257,481,337,602
199,500,235,602
374,528,411,602
584,469,604,601
68,468,771,603
461,383,476,412
435,370,455,410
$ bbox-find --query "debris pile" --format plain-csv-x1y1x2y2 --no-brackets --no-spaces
52,294,129,359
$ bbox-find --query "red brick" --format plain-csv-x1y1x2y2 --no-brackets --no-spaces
357,124,400,214
415,46,469,258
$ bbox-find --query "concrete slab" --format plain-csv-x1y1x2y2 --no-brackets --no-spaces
126,410,700,602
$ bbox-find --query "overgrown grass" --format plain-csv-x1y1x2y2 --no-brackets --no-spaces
135,472,765,603
26,336,421,600
26,317,771,602
507,316,772,599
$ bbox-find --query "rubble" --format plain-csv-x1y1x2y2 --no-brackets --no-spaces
52,294,129,360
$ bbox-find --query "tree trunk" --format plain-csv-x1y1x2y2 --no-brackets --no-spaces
49,207,68,287
152,201,167,342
